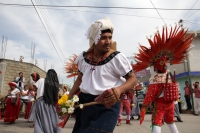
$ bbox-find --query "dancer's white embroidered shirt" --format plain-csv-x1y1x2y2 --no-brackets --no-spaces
75,51,132,95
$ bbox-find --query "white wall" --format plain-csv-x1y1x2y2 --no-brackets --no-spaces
189,35,200,71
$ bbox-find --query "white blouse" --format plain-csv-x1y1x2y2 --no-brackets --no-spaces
8,88,20,98
34,78,45,98
75,51,132,95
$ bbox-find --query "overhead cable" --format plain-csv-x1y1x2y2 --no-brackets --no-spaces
0,3,200,10
31,0,64,65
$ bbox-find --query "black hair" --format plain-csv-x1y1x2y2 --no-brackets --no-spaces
185,81,188,83
101,29,112,34
19,72,23,75
43,69,59,105
195,81,199,84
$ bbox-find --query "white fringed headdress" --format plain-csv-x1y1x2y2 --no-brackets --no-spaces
85,17,114,47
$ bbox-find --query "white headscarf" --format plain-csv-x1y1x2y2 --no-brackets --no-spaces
85,17,114,47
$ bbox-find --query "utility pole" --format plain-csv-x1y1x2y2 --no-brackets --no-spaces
186,56,195,113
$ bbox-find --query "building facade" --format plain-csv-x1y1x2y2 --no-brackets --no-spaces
0,59,46,97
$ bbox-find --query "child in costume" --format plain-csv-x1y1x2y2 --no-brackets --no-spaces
117,90,133,126
132,25,195,133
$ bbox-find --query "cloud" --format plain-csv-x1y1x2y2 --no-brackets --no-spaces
0,0,199,85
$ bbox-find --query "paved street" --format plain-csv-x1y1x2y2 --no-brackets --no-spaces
0,114,199,133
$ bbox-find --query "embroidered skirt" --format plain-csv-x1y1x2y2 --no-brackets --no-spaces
72,92,120,133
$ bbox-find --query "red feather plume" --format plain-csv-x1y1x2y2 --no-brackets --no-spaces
132,25,195,72
65,54,78,78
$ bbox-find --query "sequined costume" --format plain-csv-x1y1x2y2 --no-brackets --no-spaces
143,73,175,126
117,91,133,125
132,25,195,133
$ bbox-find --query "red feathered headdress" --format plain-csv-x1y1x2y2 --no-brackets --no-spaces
132,25,195,73
65,54,78,78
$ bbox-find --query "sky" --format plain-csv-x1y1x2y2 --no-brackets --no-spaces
0,0,199,86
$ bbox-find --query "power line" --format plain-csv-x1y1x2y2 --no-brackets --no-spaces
31,0,64,65
34,0,66,59
183,0,199,19
0,2,181,21
0,3,200,10
150,0,166,24
184,20,200,26
185,9,199,20
0,2,198,22
184,21,200,27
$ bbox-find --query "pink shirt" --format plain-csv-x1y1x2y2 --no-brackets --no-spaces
184,86,191,96
194,87,200,98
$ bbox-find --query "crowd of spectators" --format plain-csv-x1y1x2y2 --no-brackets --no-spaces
0,71,71,124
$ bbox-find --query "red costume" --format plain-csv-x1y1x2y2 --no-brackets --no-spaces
132,25,195,133
117,91,134,125
143,73,175,125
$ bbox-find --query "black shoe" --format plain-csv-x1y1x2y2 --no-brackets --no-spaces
194,114,199,116
177,119,183,122
130,116,134,120
137,116,140,120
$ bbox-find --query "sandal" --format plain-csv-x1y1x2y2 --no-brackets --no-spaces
126,122,132,125
30,124,34,128
126,120,132,125
116,121,121,126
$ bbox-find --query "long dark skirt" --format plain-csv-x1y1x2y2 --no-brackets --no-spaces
73,92,120,133
34,97,61,133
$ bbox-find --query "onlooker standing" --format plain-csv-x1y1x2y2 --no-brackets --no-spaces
131,93,141,120
28,72,45,127
175,84,182,119
20,85,29,111
174,100,183,122
193,81,200,116
15,72,25,90
4,82,20,124
24,84,36,119
184,81,192,110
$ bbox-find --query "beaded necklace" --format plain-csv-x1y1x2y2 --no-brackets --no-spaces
90,52,107,71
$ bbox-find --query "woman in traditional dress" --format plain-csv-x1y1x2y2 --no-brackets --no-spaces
28,72,44,127
34,69,61,133
24,84,36,119
4,82,20,124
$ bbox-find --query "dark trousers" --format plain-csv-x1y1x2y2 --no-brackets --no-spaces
185,96,192,109
178,102,182,113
